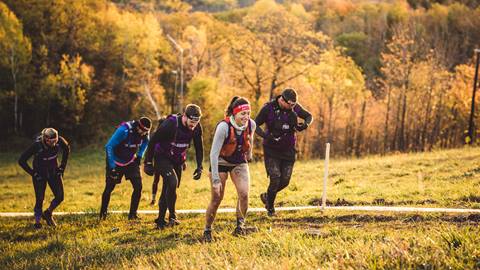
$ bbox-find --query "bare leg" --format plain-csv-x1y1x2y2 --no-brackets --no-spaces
205,172,228,230
230,163,250,223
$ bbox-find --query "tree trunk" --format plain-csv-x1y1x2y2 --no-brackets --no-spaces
421,80,433,151
355,100,367,157
392,88,402,151
399,87,407,151
143,81,161,120
269,75,277,100
421,67,435,151
429,91,444,147
383,86,392,153
11,47,18,134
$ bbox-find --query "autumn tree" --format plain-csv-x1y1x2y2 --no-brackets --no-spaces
0,2,32,134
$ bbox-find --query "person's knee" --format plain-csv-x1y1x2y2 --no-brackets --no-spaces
279,177,291,189
211,193,223,207
56,192,64,203
103,182,116,193
268,176,281,190
167,179,177,191
268,169,281,180
238,191,249,203
133,179,142,192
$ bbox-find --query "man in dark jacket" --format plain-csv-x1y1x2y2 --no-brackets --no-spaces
18,128,70,228
255,88,313,216
144,104,204,229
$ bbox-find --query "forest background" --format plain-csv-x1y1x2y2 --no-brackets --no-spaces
1,0,480,158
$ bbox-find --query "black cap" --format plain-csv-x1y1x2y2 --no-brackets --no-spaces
281,88,297,103
185,104,202,120
138,117,152,131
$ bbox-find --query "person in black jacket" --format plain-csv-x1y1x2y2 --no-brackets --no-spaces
144,104,204,229
18,128,70,229
255,88,313,216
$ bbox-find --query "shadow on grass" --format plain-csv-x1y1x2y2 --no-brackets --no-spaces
308,197,439,206
0,215,199,269
249,212,480,230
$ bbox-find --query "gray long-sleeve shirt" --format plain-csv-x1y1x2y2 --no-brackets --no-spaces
210,119,256,182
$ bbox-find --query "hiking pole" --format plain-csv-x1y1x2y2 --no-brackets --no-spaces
322,143,330,210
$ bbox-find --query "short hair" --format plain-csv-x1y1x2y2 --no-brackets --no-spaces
184,104,202,118
281,88,297,103
41,128,58,140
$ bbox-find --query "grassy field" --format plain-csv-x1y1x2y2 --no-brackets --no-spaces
1,147,480,269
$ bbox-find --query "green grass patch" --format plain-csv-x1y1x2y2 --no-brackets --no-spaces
1,147,480,268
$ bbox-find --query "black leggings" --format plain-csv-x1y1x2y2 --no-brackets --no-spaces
100,162,142,217
33,170,64,219
264,155,295,210
152,172,161,201
156,157,182,222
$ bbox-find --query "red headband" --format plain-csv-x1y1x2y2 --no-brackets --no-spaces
233,104,251,115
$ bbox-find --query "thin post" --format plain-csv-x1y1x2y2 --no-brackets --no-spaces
322,143,330,210
171,70,178,114
180,49,184,110
166,34,184,111
467,49,480,144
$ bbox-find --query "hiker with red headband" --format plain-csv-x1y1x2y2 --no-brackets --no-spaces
203,96,256,242
255,88,313,217
143,104,204,229
100,116,152,220
18,128,70,229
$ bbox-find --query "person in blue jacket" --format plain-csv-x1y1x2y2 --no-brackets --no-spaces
100,117,152,220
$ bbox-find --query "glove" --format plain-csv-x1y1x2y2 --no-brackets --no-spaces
33,172,42,181
56,166,65,178
144,161,155,176
193,167,202,180
266,133,281,142
295,122,308,132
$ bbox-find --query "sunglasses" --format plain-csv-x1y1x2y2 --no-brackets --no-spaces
187,115,201,122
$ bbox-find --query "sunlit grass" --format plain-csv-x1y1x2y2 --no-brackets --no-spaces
2,147,480,268
1,146,480,213
1,210,480,269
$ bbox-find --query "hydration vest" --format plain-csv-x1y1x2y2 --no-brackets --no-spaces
263,99,299,150
31,134,62,174
113,121,146,166
154,114,194,165
219,117,252,164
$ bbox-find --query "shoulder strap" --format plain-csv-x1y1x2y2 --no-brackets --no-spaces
247,119,252,135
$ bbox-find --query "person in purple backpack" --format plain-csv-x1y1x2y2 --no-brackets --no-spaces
100,117,152,220
143,104,204,229
18,128,70,229
255,88,313,217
